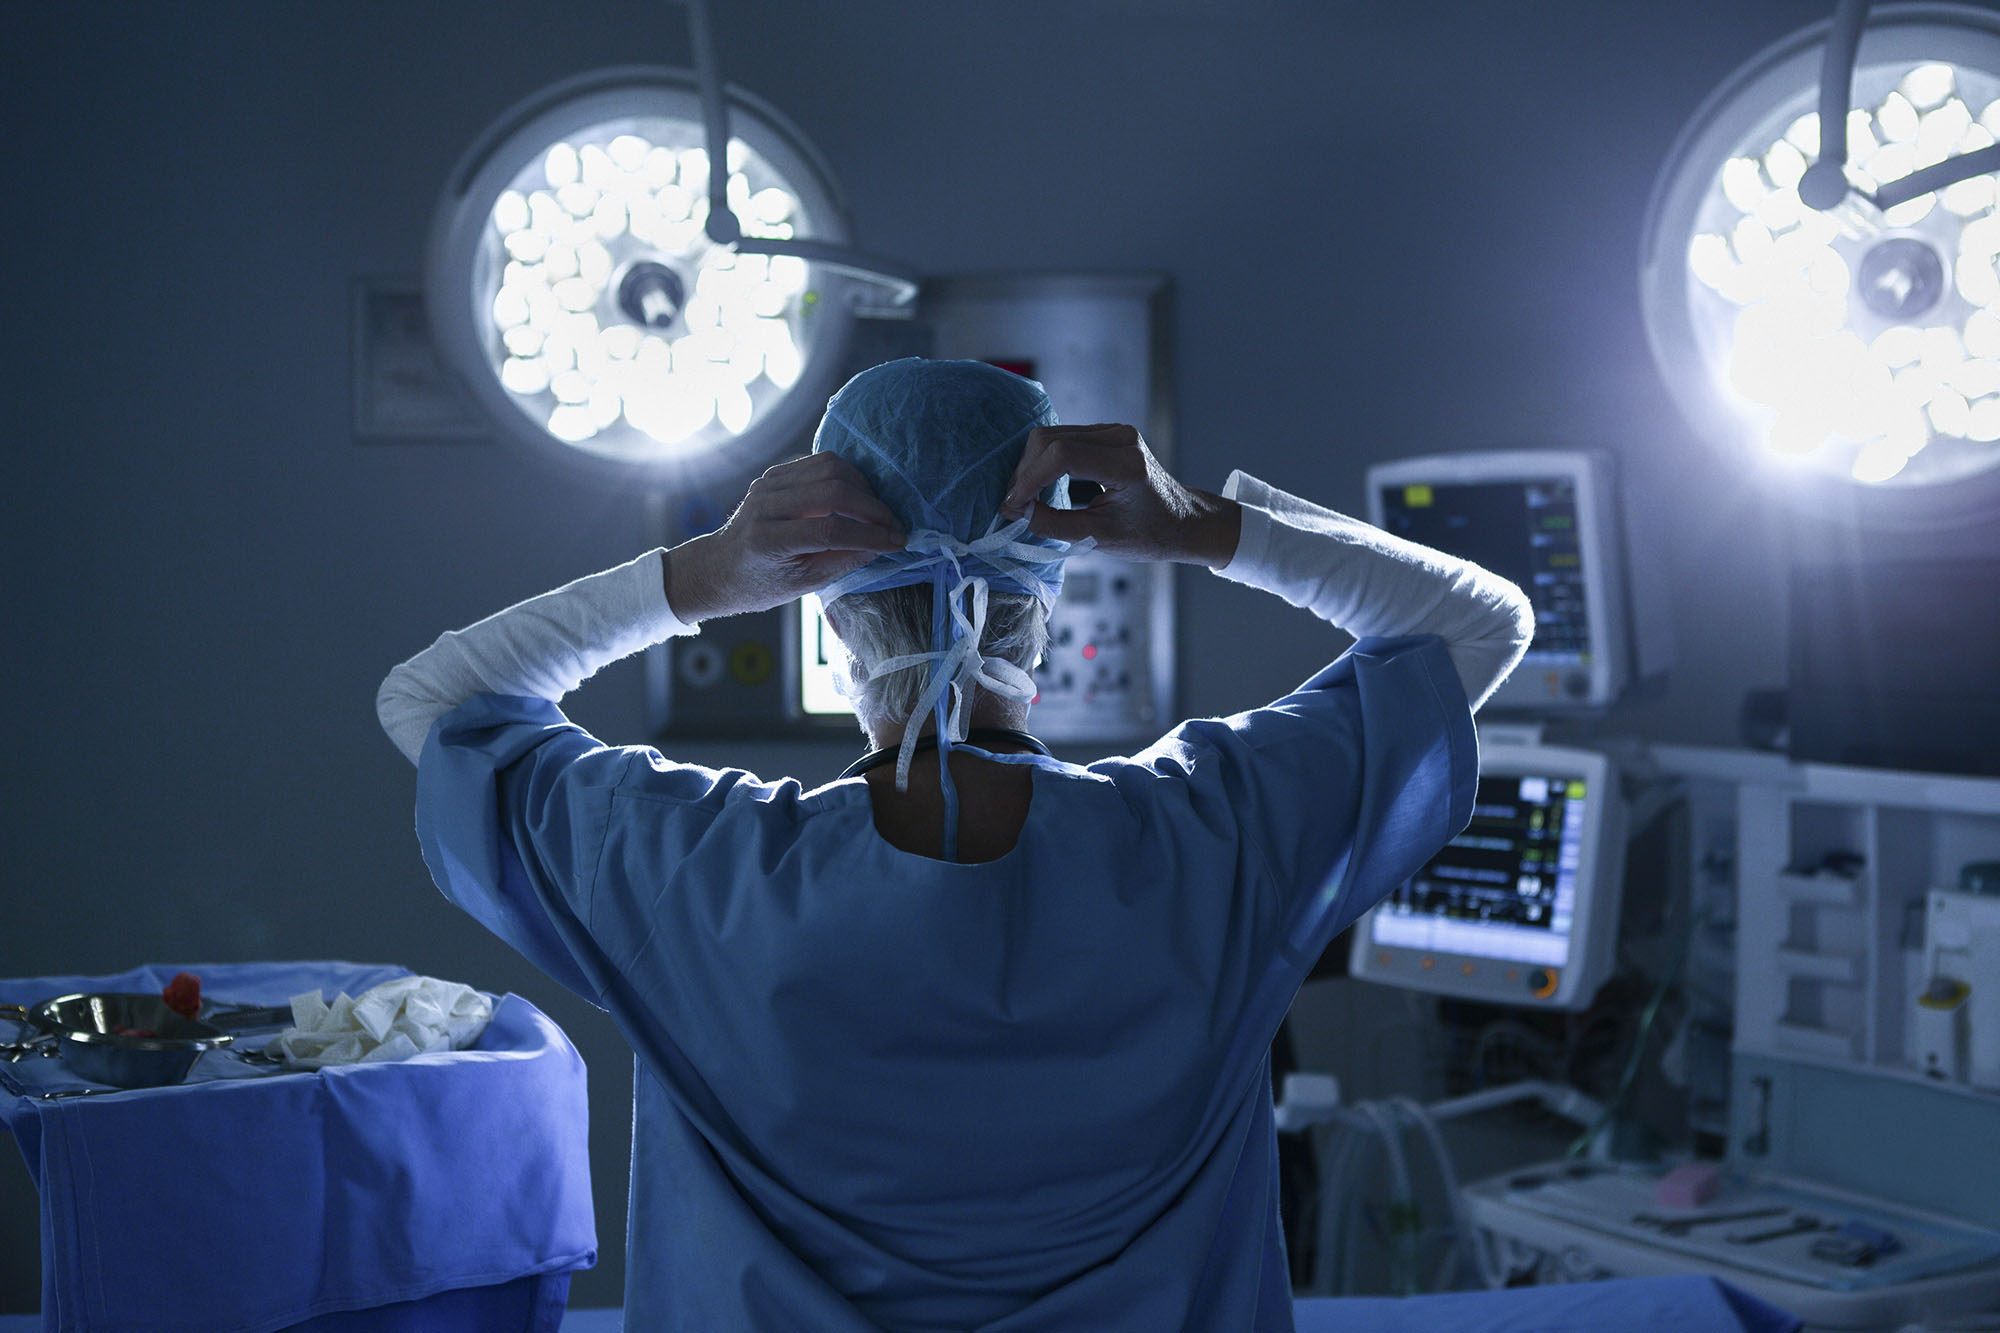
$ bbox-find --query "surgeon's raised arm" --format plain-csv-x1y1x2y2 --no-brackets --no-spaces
374,552,692,765
1001,424,1531,711
376,454,905,765
1214,471,1531,711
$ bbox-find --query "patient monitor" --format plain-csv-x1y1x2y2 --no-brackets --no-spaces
1368,451,1658,713
1350,739,1624,1010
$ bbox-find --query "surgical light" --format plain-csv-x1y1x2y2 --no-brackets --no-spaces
427,73,840,482
426,2,916,486
1641,2,2000,524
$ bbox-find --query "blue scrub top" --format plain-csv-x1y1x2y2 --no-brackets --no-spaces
415,634,1475,1332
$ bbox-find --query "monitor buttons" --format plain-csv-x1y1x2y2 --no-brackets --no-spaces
1528,968,1560,998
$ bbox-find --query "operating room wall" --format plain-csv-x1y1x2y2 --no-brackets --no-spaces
9,0,1981,1311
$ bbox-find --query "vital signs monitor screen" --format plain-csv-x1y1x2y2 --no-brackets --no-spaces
1368,770,1588,968
1377,478,1590,666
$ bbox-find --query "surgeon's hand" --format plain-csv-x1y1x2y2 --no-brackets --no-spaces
1000,424,1241,567
665,454,906,623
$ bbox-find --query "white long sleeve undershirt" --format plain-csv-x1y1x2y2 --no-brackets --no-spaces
376,551,691,764
375,472,1534,765
1215,470,1532,712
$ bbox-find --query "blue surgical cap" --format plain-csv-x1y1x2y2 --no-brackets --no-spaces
811,358,1087,855
812,357,1073,605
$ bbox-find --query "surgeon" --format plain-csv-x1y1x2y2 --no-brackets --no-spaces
377,358,1531,1331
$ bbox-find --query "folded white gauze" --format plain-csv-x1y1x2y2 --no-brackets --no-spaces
267,975,493,1069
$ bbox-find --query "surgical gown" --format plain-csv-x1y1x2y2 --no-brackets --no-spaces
415,632,1475,1331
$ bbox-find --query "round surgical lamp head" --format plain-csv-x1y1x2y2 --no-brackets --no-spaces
1641,3,2000,527
427,67,857,490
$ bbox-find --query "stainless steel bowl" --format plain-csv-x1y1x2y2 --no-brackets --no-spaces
1,993,234,1089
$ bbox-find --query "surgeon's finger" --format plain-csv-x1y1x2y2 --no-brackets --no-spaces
791,478,904,532
1014,499,1105,546
1012,425,1135,489
750,477,903,535
1007,437,1131,511
793,548,884,583
763,448,846,476
755,454,888,513
764,515,908,556
1002,425,1141,514
1000,428,1062,512
763,450,865,489
1037,423,1143,464
1003,426,1085,507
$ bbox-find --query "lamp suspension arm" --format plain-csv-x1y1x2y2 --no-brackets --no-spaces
681,0,919,307
732,236,921,307
1877,140,2000,209
1801,0,1871,209
685,0,741,245
1801,0,2000,212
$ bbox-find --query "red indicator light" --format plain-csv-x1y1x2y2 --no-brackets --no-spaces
1082,644,1098,660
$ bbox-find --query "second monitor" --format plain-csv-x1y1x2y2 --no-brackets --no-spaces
1348,739,1624,1011
1368,450,1638,713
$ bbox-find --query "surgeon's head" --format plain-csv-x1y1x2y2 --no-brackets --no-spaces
810,359,1072,743
811,358,1068,542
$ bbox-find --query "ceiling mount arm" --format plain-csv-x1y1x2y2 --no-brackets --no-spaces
1876,140,2000,210
682,0,918,309
1798,0,2000,214
1800,0,1872,210
685,0,739,246
732,236,921,310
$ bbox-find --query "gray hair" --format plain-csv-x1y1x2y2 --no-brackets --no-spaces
827,585,1050,737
